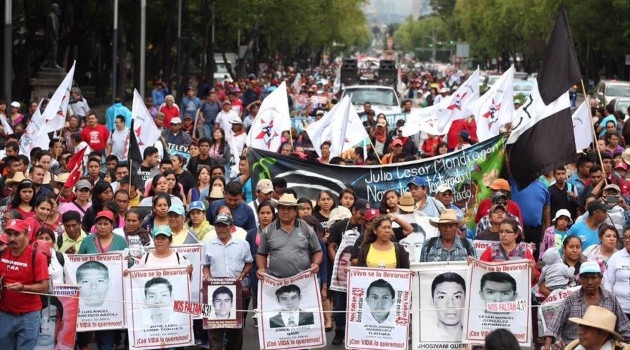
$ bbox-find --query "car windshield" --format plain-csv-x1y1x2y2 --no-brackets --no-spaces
606,84,630,97
345,88,398,106
513,81,534,92
617,101,630,112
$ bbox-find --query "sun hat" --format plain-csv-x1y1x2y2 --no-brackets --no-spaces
5,172,27,185
569,306,623,341
271,193,305,209
327,206,352,228
429,209,461,227
552,209,573,225
398,193,415,212
208,187,224,199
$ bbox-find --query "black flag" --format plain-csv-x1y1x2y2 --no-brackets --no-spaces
128,120,143,163
506,6,581,189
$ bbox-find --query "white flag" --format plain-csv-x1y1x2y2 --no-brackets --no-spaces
333,64,341,94
20,101,51,157
572,100,592,151
292,72,302,92
37,61,76,136
0,114,13,135
131,89,161,156
470,66,515,141
402,105,444,136
247,81,291,152
435,68,480,133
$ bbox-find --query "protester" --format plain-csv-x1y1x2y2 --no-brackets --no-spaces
543,261,630,348
354,215,410,268
484,328,521,350
187,200,215,241
539,209,572,261
420,209,476,262
207,181,256,232
167,204,199,244
583,224,619,273
567,200,608,251
603,227,630,321
563,306,630,350
407,176,444,217
475,178,524,225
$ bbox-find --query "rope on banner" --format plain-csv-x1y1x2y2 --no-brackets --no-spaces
16,289,548,314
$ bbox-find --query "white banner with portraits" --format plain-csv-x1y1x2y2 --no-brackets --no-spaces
539,286,580,333
330,227,361,292
125,267,194,350
257,270,325,350
398,214,439,264
35,284,81,350
202,278,243,329
463,259,531,345
66,253,126,331
147,244,202,305
346,267,412,350
411,262,468,349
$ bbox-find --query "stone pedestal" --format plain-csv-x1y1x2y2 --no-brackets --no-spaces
29,67,67,103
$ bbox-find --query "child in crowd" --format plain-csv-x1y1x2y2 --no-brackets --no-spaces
538,209,572,261
538,248,575,291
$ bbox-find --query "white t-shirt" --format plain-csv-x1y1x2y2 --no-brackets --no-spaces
215,110,239,135
108,128,130,161
135,251,191,269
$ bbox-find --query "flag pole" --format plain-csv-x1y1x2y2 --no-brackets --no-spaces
579,79,608,185
128,159,133,196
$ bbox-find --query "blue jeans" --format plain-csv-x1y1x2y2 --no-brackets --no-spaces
202,123,214,139
0,310,41,350
334,291,347,330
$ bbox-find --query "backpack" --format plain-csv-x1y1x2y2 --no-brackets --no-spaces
0,241,51,308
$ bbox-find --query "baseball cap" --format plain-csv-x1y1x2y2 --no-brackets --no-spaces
10,101,19,108
76,179,92,191
603,184,621,194
152,225,172,237
489,204,506,213
168,204,186,216
488,178,510,192
436,184,453,193
229,118,243,125
363,208,381,221
215,213,233,226
392,139,403,147
95,211,114,222
353,198,371,214
491,191,508,203
170,117,182,124
579,261,601,275
256,179,274,194
222,100,231,105
408,176,427,188
189,201,206,212
5,219,29,233
615,162,628,170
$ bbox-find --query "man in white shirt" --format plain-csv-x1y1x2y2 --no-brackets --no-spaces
215,101,239,136
230,117,247,159
106,115,130,161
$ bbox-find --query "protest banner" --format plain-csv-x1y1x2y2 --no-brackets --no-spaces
463,259,531,345
125,267,194,350
35,284,81,350
258,270,325,350
202,278,244,329
66,252,126,331
411,262,468,349
330,227,361,292
346,267,412,350
248,135,506,228
398,215,439,263
473,240,495,259
539,286,580,333
166,143,191,162
147,244,202,305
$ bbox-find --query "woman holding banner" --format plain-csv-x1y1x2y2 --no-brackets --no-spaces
477,218,540,284
354,216,410,269
246,200,275,327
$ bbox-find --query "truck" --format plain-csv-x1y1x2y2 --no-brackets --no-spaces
214,53,237,83
340,58,402,115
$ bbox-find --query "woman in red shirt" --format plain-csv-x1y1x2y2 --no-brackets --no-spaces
7,180,36,220
159,95,180,128
477,218,540,285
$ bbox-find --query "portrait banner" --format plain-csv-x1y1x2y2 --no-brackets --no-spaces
399,215,439,263
202,278,243,329
538,286,580,333
147,244,202,305
66,253,126,331
463,259,531,345
411,262,468,349
346,267,412,350
330,227,361,292
258,270,325,350
35,284,81,350
248,135,506,229
125,267,194,350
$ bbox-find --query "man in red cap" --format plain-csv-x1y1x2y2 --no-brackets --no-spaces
474,178,524,225
0,219,50,348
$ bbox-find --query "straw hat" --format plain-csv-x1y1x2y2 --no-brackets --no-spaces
327,206,352,228
208,187,224,199
623,148,630,165
5,172,27,185
429,209,461,227
271,193,305,209
569,306,623,341
398,193,415,212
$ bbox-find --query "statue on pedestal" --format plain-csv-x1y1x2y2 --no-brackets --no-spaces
44,3,62,69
